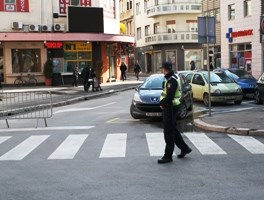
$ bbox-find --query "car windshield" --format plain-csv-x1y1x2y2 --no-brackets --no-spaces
140,75,164,90
204,72,233,84
229,70,255,80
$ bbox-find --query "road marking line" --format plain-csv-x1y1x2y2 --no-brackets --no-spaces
146,132,175,156
48,134,88,160
106,118,120,123
184,132,227,155
99,133,127,158
228,135,264,154
0,136,12,144
0,126,95,133
54,102,116,114
0,135,50,161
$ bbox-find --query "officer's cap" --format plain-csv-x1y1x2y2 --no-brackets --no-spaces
160,62,172,70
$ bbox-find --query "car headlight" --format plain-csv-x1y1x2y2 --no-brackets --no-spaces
133,93,143,103
236,88,242,94
213,89,221,94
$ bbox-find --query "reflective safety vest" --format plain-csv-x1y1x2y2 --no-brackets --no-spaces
160,76,181,106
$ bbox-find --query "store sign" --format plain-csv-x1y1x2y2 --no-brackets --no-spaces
59,0,91,14
226,28,253,43
44,42,63,49
64,42,92,51
0,0,29,12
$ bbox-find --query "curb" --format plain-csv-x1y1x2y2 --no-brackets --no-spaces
193,119,264,136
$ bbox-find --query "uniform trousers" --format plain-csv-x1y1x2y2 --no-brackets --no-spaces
162,105,189,158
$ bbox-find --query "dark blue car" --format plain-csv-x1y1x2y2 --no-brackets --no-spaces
214,68,257,98
130,73,193,119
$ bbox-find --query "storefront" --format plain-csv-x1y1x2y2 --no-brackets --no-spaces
0,32,134,85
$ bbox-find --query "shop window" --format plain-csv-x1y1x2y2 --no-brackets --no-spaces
184,49,202,70
228,4,235,20
11,49,41,73
165,50,177,70
63,42,92,73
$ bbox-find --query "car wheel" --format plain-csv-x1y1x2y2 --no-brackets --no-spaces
234,100,242,105
203,93,209,106
178,103,187,119
254,90,263,104
130,104,141,119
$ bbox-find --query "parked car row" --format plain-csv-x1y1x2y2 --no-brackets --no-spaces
129,69,264,120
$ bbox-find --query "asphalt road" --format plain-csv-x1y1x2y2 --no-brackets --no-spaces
0,90,264,200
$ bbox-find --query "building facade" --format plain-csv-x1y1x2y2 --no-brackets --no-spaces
220,0,263,78
134,0,202,73
0,0,134,85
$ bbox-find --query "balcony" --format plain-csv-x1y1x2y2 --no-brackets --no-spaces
120,10,133,21
145,31,198,45
146,0,201,18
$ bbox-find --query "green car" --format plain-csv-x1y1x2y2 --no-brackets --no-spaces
185,71,243,106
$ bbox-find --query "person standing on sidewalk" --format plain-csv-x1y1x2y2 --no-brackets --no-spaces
134,61,141,81
72,66,79,87
81,65,89,91
120,62,127,81
158,61,192,164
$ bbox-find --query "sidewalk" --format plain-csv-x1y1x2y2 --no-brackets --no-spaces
1,76,264,136
193,108,264,136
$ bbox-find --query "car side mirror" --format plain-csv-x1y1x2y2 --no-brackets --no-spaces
185,84,192,91
261,77,264,81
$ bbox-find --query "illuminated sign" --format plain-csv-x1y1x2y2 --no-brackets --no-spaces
44,42,63,49
64,42,92,51
226,28,253,43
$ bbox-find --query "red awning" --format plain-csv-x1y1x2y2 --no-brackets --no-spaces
0,32,135,43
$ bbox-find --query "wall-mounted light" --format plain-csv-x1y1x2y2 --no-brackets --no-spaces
86,41,90,44
44,40,47,43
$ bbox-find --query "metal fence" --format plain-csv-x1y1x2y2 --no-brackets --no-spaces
0,91,53,128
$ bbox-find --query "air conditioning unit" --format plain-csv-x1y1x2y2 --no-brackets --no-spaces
53,23,65,32
29,24,40,32
41,25,51,32
12,22,23,29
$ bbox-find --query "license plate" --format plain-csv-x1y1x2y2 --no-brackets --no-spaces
224,96,235,100
146,112,162,117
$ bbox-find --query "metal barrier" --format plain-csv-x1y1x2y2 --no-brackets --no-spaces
0,91,53,128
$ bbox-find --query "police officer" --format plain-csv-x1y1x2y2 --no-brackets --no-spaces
158,61,192,164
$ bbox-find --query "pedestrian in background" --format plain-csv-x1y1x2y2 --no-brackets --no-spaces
209,62,214,71
158,61,192,164
72,66,79,87
81,65,89,91
87,67,96,92
120,61,127,81
134,61,141,81
190,60,195,70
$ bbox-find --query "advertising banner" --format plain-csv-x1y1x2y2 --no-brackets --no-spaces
0,0,28,12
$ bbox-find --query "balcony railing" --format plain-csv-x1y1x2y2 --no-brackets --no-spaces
146,0,201,17
145,31,198,45
120,10,133,21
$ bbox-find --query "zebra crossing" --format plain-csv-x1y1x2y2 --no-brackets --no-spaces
0,132,264,161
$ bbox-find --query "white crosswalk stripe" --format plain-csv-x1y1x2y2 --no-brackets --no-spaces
99,133,127,158
184,132,227,155
145,132,175,156
0,135,50,161
228,134,264,154
0,136,12,144
48,134,89,160
0,132,264,161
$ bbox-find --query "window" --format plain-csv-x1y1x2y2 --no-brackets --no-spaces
186,20,198,32
228,4,235,20
145,25,150,36
244,0,251,17
154,23,160,34
166,20,176,33
11,49,41,73
137,27,142,40
155,0,159,6
136,2,141,15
